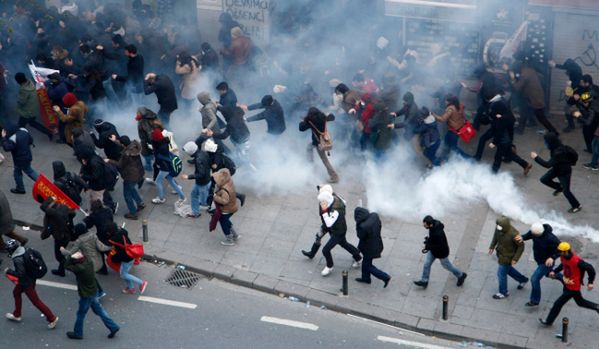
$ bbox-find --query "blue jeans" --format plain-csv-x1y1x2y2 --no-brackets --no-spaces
155,170,185,200
191,183,211,215
441,131,471,160
123,181,143,215
420,251,463,282
361,256,390,282
530,264,553,304
143,154,153,171
423,141,441,166
497,264,528,295
74,292,119,337
219,213,233,236
590,136,599,167
13,163,38,191
120,260,143,290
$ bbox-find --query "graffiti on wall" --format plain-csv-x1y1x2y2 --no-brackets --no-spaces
223,0,272,44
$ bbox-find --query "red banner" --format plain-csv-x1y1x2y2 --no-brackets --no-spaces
36,88,57,133
32,173,80,210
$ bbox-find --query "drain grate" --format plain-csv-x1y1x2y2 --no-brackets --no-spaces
165,265,202,290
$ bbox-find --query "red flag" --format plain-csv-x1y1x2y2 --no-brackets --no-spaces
36,88,58,133
32,173,80,210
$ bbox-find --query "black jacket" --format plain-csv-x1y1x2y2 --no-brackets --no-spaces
213,106,250,144
92,122,123,161
6,247,35,288
299,109,335,146
187,150,212,186
534,148,573,176
489,99,516,145
115,54,144,93
40,199,75,242
247,99,286,135
84,207,114,244
218,89,238,110
354,208,384,258
79,150,108,191
144,75,178,113
424,220,450,259
1,127,34,166
53,161,87,205
521,224,561,265
109,228,133,263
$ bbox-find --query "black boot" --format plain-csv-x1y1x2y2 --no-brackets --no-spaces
237,193,246,207
301,242,320,259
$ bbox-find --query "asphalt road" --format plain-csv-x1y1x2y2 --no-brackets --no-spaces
0,242,479,349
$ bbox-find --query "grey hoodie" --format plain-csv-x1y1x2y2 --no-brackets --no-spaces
197,92,218,130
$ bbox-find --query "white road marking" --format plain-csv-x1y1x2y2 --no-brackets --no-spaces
137,296,197,309
260,316,319,331
377,336,452,349
346,314,425,336
37,279,78,291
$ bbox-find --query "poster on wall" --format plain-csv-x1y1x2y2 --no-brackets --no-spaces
222,0,272,45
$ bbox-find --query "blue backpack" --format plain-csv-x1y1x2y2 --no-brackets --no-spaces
158,152,182,177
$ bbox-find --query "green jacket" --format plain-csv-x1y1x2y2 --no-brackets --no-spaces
16,80,40,119
489,216,524,265
65,256,98,298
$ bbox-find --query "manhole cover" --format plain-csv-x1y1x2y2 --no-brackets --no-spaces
165,266,202,290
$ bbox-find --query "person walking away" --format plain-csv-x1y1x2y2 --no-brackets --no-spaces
1,125,39,194
14,72,53,140
212,168,240,246
243,94,286,136
539,242,599,326
136,107,162,172
516,223,561,306
83,200,114,275
530,133,581,213
53,160,87,206
433,95,471,160
60,223,111,274
413,215,468,288
150,128,185,205
0,189,29,250
354,207,391,287
487,98,533,175
175,52,201,111
40,197,75,277
143,73,178,128
91,119,122,162
318,189,361,276
78,147,116,212
301,185,336,259
299,107,338,183
64,251,120,339
4,240,59,329
488,215,528,299
54,92,86,146
114,136,145,220
107,223,147,294
208,105,253,170
181,141,211,218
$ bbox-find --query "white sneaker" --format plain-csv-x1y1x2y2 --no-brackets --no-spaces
145,177,155,184
47,316,59,329
5,313,21,322
152,197,166,204
321,266,333,277
351,260,361,269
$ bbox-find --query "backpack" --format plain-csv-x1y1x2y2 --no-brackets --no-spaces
56,173,82,205
158,152,182,177
556,145,578,166
23,248,47,279
103,161,120,191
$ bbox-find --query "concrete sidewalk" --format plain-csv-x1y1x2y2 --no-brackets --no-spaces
2,127,599,349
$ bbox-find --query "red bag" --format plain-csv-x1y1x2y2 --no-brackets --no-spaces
209,206,222,232
106,249,121,273
109,236,145,261
457,121,476,143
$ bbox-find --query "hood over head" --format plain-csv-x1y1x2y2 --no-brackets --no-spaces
137,106,157,120
496,215,512,233
354,207,370,224
197,91,212,105
212,168,231,186
52,160,66,180
544,133,561,151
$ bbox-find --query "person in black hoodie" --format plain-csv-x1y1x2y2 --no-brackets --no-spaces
91,119,122,161
244,95,286,136
414,216,467,288
4,240,59,328
354,207,391,287
487,98,532,175
79,147,115,211
84,200,114,275
531,133,581,213
40,197,76,277
107,223,147,294
112,44,144,94
53,160,87,206
299,107,338,183
515,223,561,306
182,141,212,218
144,73,178,127
208,105,253,170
